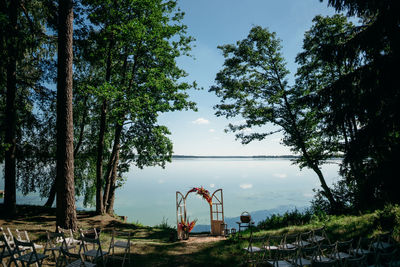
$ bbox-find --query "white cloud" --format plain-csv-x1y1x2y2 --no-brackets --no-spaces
231,120,246,126
273,173,287,179
209,129,215,133
240,128,252,133
158,179,165,184
210,184,215,188
240,183,253,189
192,118,210,125
303,193,313,198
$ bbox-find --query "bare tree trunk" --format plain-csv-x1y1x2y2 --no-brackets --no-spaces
105,123,122,214
56,0,77,230
4,0,19,216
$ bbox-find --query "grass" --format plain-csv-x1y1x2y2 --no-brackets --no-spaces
1,204,399,266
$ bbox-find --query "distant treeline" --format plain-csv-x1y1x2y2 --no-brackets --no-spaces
172,155,343,159
172,155,299,159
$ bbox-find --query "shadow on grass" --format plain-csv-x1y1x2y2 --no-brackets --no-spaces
105,238,243,267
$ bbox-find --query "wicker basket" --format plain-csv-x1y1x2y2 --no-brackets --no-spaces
240,211,251,223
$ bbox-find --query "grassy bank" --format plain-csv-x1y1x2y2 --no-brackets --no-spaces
1,205,399,266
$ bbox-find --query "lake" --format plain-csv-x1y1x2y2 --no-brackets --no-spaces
0,158,340,230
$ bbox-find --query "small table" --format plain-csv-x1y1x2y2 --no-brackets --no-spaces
236,221,255,238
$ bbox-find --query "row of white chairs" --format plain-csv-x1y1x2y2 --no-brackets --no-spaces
1,226,134,267
243,227,398,266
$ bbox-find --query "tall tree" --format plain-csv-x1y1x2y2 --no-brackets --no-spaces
316,0,400,208
1,0,51,215
80,0,196,214
295,14,360,210
56,0,77,229
3,0,18,215
210,26,339,211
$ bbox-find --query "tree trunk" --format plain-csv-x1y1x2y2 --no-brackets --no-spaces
105,123,122,214
95,39,113,215
45,97,87,208
4,0,19,216
44,180,56,207
102,147,114,209
56,0,77,230
277,75,338,211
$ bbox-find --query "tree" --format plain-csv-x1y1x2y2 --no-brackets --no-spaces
3,0,18,216
1,0,53,215
56,0,77,229
316,0,400,208
210,26,339,211
295,14,360,210
48,0,197,215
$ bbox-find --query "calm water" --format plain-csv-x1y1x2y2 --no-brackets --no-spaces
0,159,340,227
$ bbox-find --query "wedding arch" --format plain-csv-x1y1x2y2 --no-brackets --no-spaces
176,187,225,239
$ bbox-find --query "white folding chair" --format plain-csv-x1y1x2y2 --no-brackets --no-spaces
80,236,108,267
108,229,132,266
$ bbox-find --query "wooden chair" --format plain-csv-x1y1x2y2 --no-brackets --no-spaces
308,226,330,245
80,228,99,252
16,229,44,251
108,229,132,267
281,233,298,249
350,237,373,256
374,249,399,266
58,226,80,249
343,254,368,267
59,246,96,267
266,247,297,267
43,231,72,265
315,243,336,263
80,236,108,267
293,231,312,248
371,232,394,252
332,239,353,262
80,229,99,239
294,244,318,266
243,233,265,266
14,238,48,267
311,258,339,267
0,227,15,248
0,234,18,267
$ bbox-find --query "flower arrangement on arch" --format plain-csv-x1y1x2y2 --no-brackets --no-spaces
188,186,212,206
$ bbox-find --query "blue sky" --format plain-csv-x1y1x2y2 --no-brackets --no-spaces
159,0,339,156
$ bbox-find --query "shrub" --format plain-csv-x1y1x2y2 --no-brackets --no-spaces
374,204,400,238
257,208,312,230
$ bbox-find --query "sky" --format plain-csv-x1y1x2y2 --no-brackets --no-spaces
158,0,339,156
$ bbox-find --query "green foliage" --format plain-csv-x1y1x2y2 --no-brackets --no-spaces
154,217,175,230
211,25,338,209
309,1,400,209
257,209,313,230
375,204,400,237
0,0,58,198
70,0,197,207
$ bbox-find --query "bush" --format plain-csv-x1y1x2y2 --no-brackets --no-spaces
154,217,175,230
374,204,400,238
310,179,354,215
257,208,312,230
